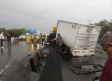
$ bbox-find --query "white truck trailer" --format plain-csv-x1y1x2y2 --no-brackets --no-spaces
56,20,101,56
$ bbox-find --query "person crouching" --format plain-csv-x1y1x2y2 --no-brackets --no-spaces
56,33,63,51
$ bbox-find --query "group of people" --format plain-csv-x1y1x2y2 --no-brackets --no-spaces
0,32,46,48
0,32,11,48
26,33,38,46
26,33,46,47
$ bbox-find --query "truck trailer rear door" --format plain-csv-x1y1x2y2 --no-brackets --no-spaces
86,27,101,50
74,26,89,50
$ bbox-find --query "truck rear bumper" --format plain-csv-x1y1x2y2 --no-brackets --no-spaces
72,50,95,56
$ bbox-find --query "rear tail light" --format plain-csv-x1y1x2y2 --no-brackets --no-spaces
74,48,77,50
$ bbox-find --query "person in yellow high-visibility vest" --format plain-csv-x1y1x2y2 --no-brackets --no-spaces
42,34,46,45
33,33,37,46
26,35,31,44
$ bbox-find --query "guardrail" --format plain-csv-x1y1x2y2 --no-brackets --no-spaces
20,45,49,72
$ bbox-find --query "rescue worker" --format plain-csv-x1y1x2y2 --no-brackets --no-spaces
33,33,38,47
26,35,31,44
31,36,34,43
42,34,46,45
56,33,63,51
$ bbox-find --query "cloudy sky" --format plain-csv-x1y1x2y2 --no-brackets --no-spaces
0,0,112,34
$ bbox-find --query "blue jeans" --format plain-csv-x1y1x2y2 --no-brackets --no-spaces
8,40,11,47
1,39,3,47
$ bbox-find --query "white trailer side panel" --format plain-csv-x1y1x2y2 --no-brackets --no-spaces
57,21,78,49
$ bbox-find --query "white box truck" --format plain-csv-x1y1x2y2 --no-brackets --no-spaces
56,20,101,56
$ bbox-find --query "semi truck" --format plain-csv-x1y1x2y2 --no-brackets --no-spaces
29,29,36,36
56,20,101,56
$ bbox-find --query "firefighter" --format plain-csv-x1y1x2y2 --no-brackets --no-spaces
26,34,31,44
42,34,46,45
33,33,37,46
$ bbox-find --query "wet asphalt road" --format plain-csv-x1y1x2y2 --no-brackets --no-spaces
0,40,40,71
59,44,108,81
38,41,108,81
0,38,109,81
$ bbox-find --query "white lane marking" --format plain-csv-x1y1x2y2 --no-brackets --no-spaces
0,59,13,75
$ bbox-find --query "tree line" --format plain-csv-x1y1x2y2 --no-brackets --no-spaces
0,19,112,38
94,19,112,40
0,28,29,37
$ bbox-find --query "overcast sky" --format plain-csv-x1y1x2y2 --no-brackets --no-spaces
0,0,112,34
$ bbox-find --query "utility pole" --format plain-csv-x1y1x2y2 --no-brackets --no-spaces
87,19,92,25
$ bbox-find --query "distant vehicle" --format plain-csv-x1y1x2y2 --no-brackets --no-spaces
11,37,16,42
26,33,29,36
15,37,19,40
19,34,26,40
49,27,57,39
29,29,40,40
29,29,36,36
56,20,101,56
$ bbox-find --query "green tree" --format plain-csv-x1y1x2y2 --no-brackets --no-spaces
0,28,7,36
7,28,29,37
94,19,112,39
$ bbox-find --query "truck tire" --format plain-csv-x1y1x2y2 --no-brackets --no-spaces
65,46,70,53
61,44,65,52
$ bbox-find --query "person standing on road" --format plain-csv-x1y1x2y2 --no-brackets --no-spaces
42,34,46,45
56,33,63,51
26,35,31,44
99,31,112,81
0,32,4,48
6,33,11,48
33,33,37,47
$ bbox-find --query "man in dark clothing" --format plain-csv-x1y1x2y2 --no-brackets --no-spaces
6,34,11,48
99,31,112,81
